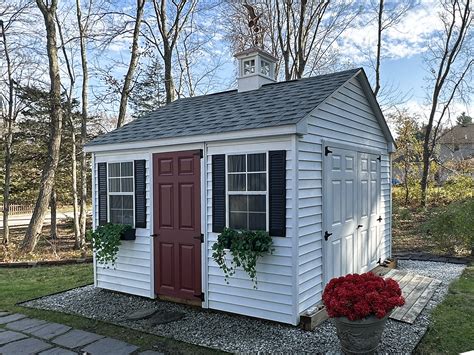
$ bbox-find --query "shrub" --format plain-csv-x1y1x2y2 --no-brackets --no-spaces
393,176,474,207
422,198,474,255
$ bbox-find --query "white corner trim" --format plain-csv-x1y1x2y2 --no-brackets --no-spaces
291,134,300,325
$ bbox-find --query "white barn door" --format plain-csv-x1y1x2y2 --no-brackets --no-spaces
323,145,381,285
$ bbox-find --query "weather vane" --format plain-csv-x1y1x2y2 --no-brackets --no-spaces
243,3,263,48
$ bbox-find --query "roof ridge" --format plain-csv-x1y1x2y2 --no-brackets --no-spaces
85,67,363,148
172,67,362,103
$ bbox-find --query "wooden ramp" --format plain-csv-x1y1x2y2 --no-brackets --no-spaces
385,269,442,324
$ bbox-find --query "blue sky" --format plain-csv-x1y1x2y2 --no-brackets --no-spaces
42,0,472,128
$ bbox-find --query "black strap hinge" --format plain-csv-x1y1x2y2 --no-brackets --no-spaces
193,233,204,243
324,231,332,241
194,149,203,158
325,146,333,156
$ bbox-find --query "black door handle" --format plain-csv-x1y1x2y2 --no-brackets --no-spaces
357,224,363,229
377,216,383,222
324,231,332,241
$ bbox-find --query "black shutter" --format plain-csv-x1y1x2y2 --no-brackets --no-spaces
134,160,147,228
212,154,226,233
97,162,108,226
269,150,286,237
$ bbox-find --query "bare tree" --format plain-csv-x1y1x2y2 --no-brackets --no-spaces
56,10,80,248
146,0,198,103
116,0,145,128
1,18,14,246
224,0,359,81
21,0,63,253
76,0,90,248
371,0,414,96
420,0,473,206
0,2,32,246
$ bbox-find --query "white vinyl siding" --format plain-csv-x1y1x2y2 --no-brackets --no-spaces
93,152,153,298
206,137,298,325
296,75,392,314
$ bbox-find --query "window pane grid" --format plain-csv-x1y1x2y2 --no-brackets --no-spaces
227,153,267,231
108,162,134,226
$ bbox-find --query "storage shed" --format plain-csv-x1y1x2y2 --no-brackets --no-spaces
84,47,395,326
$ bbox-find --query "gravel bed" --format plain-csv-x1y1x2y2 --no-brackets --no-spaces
22,260,465,353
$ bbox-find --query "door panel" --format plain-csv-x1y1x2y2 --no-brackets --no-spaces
323,147,358,284
368,154,381,269
153,150,201,301
323,146,381,284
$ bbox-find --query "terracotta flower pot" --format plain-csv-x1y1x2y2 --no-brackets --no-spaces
333,315,388,355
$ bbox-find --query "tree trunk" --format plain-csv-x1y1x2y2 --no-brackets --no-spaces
57,7,81,249
404,160,409,206
1,19,14,246
76,0,88,247
420,139,431,207
116,0,145,128
50,186,57,241
70,119,81,248
374,0,383,96
21,0,63,253
164,46,176,104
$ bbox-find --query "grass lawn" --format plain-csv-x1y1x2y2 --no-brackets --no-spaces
416,264,474,354
0,264,220,354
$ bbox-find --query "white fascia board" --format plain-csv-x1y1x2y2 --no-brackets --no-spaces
84,124,300,153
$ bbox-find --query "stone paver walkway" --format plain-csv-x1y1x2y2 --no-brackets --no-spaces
0,312,162,355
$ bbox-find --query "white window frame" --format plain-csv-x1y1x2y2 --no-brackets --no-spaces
260,59,272,77
107,161,135,227
225,151,269,231
242,58,256,76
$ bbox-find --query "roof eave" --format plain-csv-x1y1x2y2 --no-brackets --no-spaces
355,70,397,153
84,123,302,153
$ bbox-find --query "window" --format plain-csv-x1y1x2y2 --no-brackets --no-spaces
260,60,271,76
227,153,267,231
108,162,134,225
243,59,255,75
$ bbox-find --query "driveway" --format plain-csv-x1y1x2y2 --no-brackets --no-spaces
0,212,76,230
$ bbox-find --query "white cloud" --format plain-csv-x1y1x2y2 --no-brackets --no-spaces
338,1,444,62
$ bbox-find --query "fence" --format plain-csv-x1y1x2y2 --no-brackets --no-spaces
0,204,35,215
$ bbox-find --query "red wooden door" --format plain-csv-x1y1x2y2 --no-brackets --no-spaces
153,150,201,301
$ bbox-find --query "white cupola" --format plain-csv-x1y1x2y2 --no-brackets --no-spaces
235,47,277,92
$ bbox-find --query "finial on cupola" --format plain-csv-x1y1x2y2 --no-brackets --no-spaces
235,3,277,92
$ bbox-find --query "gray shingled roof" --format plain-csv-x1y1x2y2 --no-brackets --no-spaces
87,68,360,147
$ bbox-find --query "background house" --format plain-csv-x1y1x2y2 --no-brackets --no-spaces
437,124,474,182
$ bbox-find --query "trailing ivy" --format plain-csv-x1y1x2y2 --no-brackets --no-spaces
86,223,132,267
212,228,273,288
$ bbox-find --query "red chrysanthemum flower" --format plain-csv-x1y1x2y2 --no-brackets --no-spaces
322,272,405,320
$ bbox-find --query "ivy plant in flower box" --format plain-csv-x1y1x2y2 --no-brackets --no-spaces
323,272,405,354
87,223,135,267
212,228,273,288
